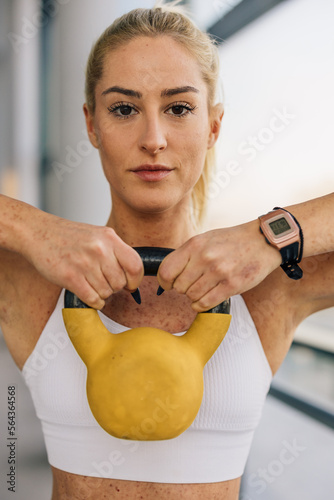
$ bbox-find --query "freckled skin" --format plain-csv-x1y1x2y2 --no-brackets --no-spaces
102,276,197,332
51,467,241,500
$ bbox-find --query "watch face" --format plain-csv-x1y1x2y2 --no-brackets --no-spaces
269,217,291,236
259,210,299,249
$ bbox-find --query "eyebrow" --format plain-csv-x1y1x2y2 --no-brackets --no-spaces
161,86,200,97
101,85,200,98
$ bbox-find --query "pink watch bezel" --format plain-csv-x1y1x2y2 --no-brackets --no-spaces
259,210,300,250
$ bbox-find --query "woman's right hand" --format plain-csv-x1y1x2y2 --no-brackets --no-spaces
25,215,144,309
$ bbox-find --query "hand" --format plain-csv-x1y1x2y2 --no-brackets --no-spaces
26,215,144,309
157,220,282,312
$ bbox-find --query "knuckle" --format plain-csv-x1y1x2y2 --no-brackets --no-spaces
209,261,225,275
72,251,90,270
216,282,236,301
187,234,203,251
219,277,229,288
86,294,104,309
99,287,112,300
111,276,127,293
104,226,116,238
202,249,216,265
173,281,186,294
158,264,174,284
123,251,144,278
104,227,118,245
186,287,200,302
128,258,144,277
198,297,210,310
90,239,106,258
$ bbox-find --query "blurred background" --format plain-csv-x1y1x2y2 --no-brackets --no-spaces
0,0,333,498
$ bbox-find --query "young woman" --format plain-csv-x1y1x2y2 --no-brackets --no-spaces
0,4,333,499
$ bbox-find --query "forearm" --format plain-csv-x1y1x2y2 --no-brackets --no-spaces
0,194,143,308
0,194,49,259
158,192,334,311
284,192,334,258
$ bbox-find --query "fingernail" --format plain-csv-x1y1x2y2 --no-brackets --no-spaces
131,289,141,305
157,285,165,296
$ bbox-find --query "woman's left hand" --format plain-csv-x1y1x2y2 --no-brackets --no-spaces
157,220,282,311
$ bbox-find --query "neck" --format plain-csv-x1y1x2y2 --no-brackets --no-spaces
106,202,198,248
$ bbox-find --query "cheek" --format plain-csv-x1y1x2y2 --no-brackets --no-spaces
183,113,210,148
179,127,208,167
97,123,130,162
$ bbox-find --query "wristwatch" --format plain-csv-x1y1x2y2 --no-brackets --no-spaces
258,208,303,280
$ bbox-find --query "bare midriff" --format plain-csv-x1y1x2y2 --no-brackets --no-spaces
51,467,241,500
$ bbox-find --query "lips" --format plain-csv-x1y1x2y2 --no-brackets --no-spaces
131,164,174,182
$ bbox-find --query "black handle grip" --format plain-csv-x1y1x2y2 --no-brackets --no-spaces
64,246,230,314
133,247,174,275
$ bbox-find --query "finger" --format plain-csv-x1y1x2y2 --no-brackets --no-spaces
183,272,228,302
172,265,204,295
70,278,106,310
100,256,127,294
190,282,230,313
157,248,191,291
84,267,114,300
114,245,144,291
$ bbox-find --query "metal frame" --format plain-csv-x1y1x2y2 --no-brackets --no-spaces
270,343,334,429
207,0,289,42
269,385,334,430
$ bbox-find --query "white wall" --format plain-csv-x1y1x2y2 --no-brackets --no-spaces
205,0,334,229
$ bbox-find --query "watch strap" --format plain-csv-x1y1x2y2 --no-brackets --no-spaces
273,207,304,263
279,241,299,263
281,261,303,280
259,207,304,280
272,207,304,280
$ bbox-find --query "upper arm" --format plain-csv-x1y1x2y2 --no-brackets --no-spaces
0,249,20,304
242,251,334,375
243,251,334,336
288,251,334,321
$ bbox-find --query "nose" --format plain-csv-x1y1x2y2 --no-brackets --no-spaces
138,116,167,155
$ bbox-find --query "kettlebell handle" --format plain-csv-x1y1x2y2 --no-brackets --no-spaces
64,246,230,314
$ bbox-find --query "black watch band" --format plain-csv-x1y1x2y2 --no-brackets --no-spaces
273,207,303,280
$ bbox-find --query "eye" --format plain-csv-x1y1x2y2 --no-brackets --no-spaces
166,103,197,118
107,102,138,119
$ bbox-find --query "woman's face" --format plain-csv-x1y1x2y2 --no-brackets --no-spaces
84,35,223,217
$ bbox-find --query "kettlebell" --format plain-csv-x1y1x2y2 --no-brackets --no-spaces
62,247,231,441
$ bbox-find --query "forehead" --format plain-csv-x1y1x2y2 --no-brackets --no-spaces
98,35,206,96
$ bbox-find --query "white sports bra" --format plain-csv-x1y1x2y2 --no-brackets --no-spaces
22,290,272,483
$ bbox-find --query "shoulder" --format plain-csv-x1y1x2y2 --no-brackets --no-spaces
242,252,334,374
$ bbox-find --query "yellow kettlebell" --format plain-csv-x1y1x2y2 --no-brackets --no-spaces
62,247,231,441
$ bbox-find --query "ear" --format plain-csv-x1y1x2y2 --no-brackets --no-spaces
83,103,99,149
207,103,224,149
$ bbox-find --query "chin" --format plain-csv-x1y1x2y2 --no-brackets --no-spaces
130,196,184,217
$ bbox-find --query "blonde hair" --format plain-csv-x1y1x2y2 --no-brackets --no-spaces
85,1,222,226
